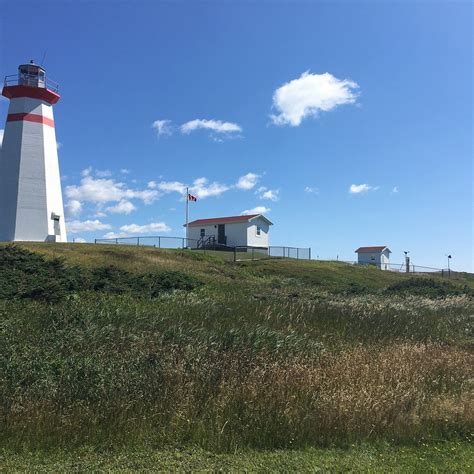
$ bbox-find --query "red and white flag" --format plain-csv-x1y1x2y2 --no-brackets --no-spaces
188,193,197,202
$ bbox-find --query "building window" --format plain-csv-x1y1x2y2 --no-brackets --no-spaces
200,228,205,238
256,226,261,236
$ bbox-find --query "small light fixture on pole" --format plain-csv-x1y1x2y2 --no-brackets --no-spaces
404,251,410,273
447,254,452,276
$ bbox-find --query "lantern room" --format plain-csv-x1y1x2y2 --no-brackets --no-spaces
18,61,46,88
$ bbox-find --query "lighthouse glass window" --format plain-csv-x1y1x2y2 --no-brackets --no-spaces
256,226,261,236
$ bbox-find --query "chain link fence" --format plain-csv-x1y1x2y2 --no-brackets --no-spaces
94,236,312,262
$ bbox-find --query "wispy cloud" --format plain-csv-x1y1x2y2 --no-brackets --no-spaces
181,119,242,138
304,186,319,194
349,183,379,194
391,186,399,194
67,219,112,234
152,119,173,137
236,173,260,190
157,177,229,199
241,206,271,215
95,169,112,178
271,71,359,126
103,222,171,238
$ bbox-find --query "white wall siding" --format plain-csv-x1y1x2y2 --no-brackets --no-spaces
0,97,67,242
357,249,391,270
247,218,270,248
187,216,271,248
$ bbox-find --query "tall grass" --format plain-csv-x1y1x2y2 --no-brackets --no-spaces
1,293,472,451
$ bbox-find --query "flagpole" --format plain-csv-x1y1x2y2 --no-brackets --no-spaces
185,186,189,248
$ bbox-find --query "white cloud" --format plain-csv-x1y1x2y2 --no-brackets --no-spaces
73,237,87,243
181,119,242,136
120,168,130,175
0,129,4,147
147,181,158,189
103,222,171,238
271,71,359,126
349,184,379,194
81,166,92,177
158,177,229,199
120,222,171,234
65,199,83,217
236,172,260,190
95,169,112,178
152,119,173,137
66,176,160,205
67,219,111,234
257,187,279,201
304,186,319,194
106,200,137,215
192,177,229,198
158,180,187,194
391,186,399,194
241,206,271,215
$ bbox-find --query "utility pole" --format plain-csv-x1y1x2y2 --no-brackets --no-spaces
447,254,452,277
185,187,189,248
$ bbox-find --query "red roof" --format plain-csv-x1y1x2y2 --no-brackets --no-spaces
187,214,269,226
355,246,391,253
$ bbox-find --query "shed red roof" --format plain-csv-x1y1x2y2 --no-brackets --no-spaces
187,214,272,227
355,246,391,253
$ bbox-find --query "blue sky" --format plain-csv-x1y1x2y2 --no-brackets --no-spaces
1,1,472,271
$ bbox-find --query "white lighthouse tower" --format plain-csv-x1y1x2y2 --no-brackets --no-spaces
0,61,67,242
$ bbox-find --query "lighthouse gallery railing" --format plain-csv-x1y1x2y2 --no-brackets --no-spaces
3,74,60,93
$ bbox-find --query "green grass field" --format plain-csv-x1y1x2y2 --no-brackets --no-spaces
1,243,473,471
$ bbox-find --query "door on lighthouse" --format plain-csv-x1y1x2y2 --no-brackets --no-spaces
217,224,226,245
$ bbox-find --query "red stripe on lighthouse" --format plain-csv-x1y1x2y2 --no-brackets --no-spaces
7,113,55,128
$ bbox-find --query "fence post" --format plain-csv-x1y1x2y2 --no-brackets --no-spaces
309,248,312,260
115,238,118,244
158,237,161,248
233,247,237,263
137,237,140,247
252,247,255,260
94,239,97,244
182,238,185,249
297,248,299,260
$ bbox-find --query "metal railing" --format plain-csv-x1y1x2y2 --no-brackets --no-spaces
269,246,311,260
4,73,60,93
95,235,199,249
325,260,453,276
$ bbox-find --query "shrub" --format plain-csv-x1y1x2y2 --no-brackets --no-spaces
0,246,202,302
385,278,472,298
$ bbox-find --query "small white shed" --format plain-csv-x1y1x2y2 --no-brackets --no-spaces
186,214,273,249
355,246,391,270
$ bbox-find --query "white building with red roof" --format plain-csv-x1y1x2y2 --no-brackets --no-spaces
185,214,273,249
355,246,391,270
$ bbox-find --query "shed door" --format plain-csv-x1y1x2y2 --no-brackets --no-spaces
217,224,226,244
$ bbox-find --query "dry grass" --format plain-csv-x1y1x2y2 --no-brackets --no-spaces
0,244,472,453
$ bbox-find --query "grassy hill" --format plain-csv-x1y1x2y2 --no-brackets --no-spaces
1,243,473,471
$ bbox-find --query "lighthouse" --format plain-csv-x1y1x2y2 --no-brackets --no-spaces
0,61,67,242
